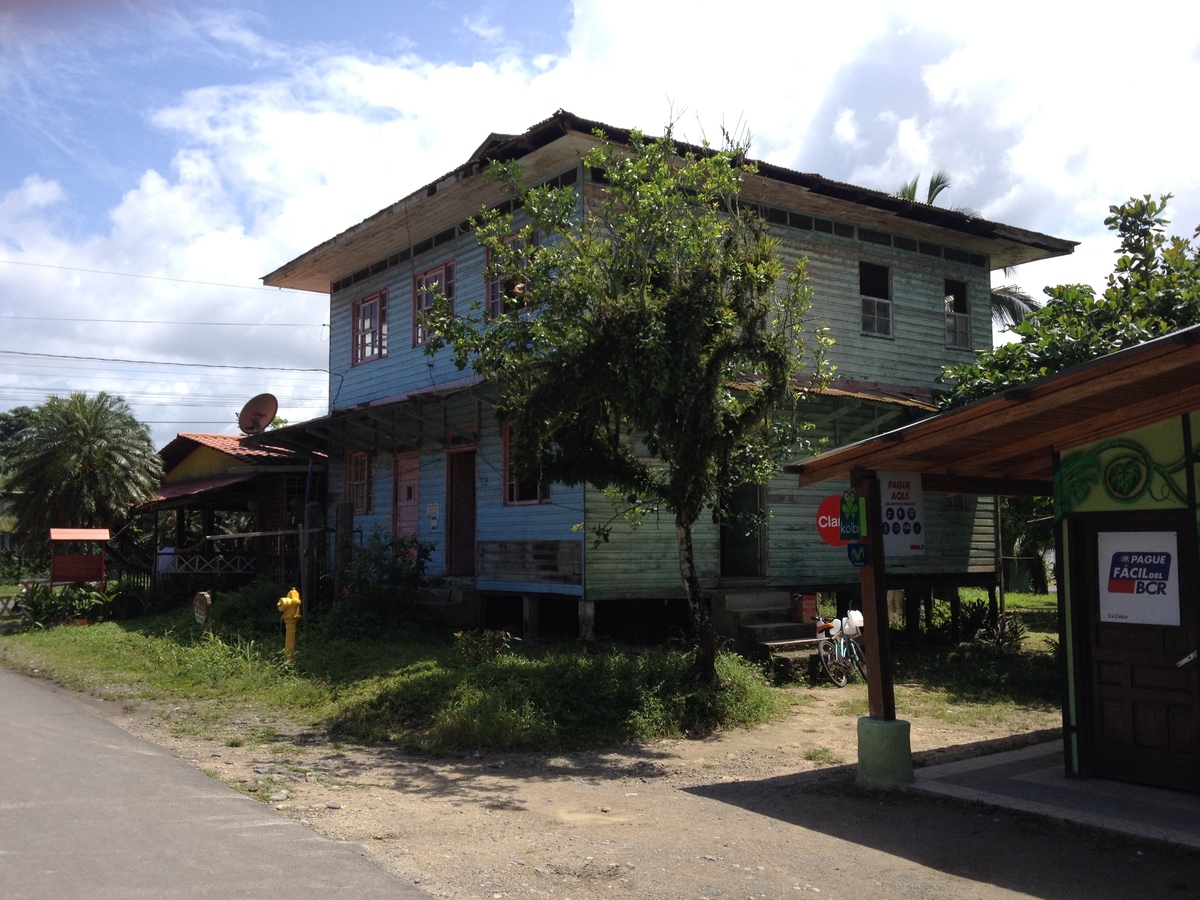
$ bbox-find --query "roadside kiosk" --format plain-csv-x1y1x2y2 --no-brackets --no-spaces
785,326,1200,793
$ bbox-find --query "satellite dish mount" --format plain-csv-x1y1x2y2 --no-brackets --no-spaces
238,393,278,435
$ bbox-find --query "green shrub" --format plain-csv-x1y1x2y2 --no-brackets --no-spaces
328,645,785,752
452,629,517,664
317,528,434,636
209,579,289,635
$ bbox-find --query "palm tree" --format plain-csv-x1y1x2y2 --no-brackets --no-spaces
6,392,162,541
893,172,1039,328
990,281,1041,329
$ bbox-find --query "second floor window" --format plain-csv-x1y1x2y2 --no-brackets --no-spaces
944,279,970,350
352,291,387,365
485,231,540,319
413,261,455,347
860,261,892,338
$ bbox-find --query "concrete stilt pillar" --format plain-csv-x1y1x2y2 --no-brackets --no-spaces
523,595,539,640
856,717,913,789
577,599,595,642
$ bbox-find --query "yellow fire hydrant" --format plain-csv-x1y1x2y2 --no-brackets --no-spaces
277,587,302,661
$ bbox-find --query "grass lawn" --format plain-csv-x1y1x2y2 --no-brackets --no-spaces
0,591,1063,753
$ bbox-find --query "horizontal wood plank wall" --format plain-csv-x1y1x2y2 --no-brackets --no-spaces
477,541,582,585
774,234,989,387
329,232,487,412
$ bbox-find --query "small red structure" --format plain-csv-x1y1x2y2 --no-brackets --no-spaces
49,528,110,591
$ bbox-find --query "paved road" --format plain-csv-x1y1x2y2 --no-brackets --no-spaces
0,667,430,899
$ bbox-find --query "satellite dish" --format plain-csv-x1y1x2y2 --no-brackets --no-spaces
238,393,278,435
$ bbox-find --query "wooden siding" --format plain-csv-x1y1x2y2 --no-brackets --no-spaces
766,473,995,588
477,540,582,585
328,232,488,412
320,176,1003,603
774,230,991,388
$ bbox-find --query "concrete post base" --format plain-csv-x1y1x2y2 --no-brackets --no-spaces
856,717,913,789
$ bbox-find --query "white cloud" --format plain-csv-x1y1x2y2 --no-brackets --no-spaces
5,0,1200,444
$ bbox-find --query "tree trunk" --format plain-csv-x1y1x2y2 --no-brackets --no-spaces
676,515,718,685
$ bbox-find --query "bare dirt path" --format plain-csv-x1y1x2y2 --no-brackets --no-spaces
92,683,1200,900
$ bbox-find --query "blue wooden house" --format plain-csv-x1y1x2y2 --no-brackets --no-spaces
262,111,1074,641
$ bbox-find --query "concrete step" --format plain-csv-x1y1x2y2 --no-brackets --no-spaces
740,620,814,644
718,590,793,612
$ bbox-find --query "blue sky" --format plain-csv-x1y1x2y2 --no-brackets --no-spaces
2,0,1199,447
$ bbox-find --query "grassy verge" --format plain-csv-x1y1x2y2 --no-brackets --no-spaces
0,592,1064,753
0,610,788,753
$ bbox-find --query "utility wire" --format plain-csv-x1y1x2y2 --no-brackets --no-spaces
0,258,312,293
2,314,326,327
0,349,326,372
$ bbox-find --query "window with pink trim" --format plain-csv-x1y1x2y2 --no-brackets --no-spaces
352,290,387,365
413,261,455,346
503,422,547,505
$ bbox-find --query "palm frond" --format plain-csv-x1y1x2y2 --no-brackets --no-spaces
991,284,1041,327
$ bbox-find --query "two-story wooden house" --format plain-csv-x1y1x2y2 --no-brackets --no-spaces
261,110,1075,641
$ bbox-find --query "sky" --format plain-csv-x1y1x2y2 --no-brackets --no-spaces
2,0,1198,449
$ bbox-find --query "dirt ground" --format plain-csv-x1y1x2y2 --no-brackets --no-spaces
84,680,1200,900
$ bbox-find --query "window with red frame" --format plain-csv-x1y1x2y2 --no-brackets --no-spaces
352,291,387,365
413,261,455,346
485,231,540,319
503,421,547,505
346,450,373,514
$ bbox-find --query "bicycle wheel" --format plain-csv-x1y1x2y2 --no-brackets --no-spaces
818,639,849,687
849,638,867,682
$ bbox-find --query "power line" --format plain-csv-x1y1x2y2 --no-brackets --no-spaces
0,349,326,372
2,314,327,327
0,258,313,294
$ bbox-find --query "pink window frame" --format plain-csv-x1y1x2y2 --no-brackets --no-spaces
502,421,547,505
352,290,387,366
413,260,456,347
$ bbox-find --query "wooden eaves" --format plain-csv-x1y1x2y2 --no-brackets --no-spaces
784,324,1200,496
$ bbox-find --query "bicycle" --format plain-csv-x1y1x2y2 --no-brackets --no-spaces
815,610,867,687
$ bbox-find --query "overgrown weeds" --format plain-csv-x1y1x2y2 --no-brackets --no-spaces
0,611,785,753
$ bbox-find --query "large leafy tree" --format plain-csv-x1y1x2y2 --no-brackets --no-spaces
427,128,830,682
6,391,162,542
939,194,1200,592
940,194,1200,406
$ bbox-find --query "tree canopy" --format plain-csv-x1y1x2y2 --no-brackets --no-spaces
940,194,1200,407
426,127,830,680
5,391,162,542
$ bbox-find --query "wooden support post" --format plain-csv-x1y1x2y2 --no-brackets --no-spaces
523,595,539,640
854,468,896,721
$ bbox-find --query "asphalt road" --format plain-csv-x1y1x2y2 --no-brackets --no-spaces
0,666,430,899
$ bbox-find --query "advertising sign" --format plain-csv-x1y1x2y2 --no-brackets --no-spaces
880,471,925,557
1097,531,1180,626
816,494,852,547
839,490,864,543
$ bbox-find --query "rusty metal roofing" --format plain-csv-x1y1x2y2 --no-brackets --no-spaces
784,325,1200,496
136,473,257,513
158,433,303,471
